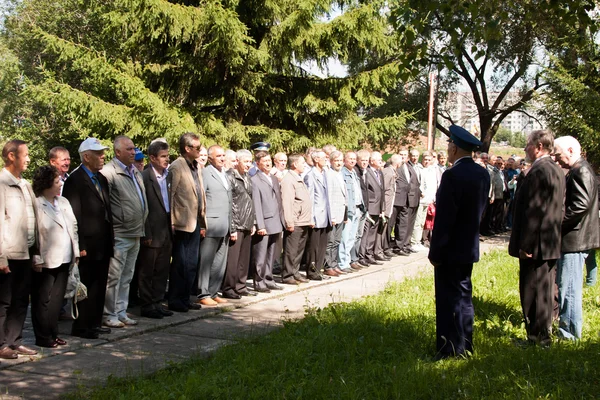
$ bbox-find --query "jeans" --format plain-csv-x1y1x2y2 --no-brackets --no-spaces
104,236,141,321
585,249,597,286
339,212,361,269
556,251,587,340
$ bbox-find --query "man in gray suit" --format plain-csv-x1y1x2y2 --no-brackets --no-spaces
198,145,232,306
325,150,348,273
251,151,286,292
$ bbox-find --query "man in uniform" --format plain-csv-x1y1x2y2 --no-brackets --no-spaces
429,125,490,360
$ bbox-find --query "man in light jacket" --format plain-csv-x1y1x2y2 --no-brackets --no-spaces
0,140,40,359
101,135,148,328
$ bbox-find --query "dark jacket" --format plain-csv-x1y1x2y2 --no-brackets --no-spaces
561,158,600,252
394,162,420,208
62,165,114,261
354,164,369,208
141,166,172,248
365,166,384,216
429,157,490,265
509,156,564,260
227,169,255,232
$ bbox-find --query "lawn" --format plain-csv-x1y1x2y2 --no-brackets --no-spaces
70,250,600,399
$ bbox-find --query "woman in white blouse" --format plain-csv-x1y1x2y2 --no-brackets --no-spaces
31,166,79,348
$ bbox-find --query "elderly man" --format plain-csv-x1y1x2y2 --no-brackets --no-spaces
340,152,365,271
222,150,256,299
63,138,113,339
0,140,39,358
270,152,288,182
393,148,420,256
281,154,312,284
167,133,206,312
197,145,232,306
101,136,148,328
251,151,286,292
324,150,348,273
429,125,490,360
509,130,564,345
135,140,173,319
554,136,600,340
359,151,385,266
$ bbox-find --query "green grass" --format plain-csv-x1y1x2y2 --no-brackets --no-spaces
69,250,600,399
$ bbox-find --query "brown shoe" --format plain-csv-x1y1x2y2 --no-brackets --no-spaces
282,278,300,285
10,345,38,356
0,347,18,359
198,298,218,306
350,263,363,271
323,269,340,277
213,297,228,304
333,268,347,275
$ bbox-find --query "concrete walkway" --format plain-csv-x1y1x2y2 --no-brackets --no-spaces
0,237,507,399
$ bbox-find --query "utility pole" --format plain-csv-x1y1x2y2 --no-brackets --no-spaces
427,72,437,151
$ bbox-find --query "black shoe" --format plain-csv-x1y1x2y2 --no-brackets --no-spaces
293,275,309,283
375,255,391,261
93,326,112,334
266,283,284,290
141,309,164,319
404,247,417,254
36,340,58,349
169,303,189,313
239,290,258,296
187,303,202,310
158,306,174,316
367,259,383,265
307,274,323,281
384,251,396,258
71,330,99,340
222,292,242,300
255,287,271,293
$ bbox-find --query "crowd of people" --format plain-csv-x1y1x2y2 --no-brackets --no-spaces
0,126,598,362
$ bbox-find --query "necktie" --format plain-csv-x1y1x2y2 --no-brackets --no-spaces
91,175,102,196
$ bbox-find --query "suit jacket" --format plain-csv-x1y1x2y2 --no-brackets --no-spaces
33,196,80,268
561,157,600,252
281,170,312,227
202,164,232,238
429,157,490,265
354,165,369,207
62,166,113,261
141,166,172,248
382,166,396,217
365,166,384,216
251,170,285,235
407,162,421,207
0,169,39,265
304,168,331,228
325,168,347,224
394,162,419,208
509,156,564,260
168,157,206,233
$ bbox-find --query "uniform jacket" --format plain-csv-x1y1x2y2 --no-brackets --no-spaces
101,158,148,237
429,157,490,265
304,167,331,228
202,164,233,238
508,156,564,260
325,168,347,224
281,170,312,228
561,158,600,252
365,166,384,216
141,166,172,248
62,166,113,261
226,169,255,232
0,169,39,265
33,196,79,268
168,156,206,233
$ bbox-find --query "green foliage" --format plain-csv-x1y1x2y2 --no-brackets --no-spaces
493,127,526,148
1,0,414,159
68,250,600,399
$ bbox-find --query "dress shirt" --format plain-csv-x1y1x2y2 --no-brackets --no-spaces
152,165,170,212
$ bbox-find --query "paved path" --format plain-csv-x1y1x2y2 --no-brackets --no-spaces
0,237,507,399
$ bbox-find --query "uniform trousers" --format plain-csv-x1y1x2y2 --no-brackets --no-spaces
31,263,69,344
0,257,32,349
519,258,555,341
282,226,309,280
434,263,474,357
222,230,252,296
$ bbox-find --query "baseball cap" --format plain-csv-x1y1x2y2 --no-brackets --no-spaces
79,137,109,153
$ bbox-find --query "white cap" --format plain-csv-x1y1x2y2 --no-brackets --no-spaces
79,137,109,153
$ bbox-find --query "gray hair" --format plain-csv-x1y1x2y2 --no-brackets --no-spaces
236,149,252,161
554,135,581,159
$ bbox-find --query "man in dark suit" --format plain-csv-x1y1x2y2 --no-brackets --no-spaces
553,135,600,340
136,140,173,319
251,151,286,292
62,138,114,339
198,145,232,306
358,151,385,265
429,125,490,359
509,130,564,345
393,148,420,255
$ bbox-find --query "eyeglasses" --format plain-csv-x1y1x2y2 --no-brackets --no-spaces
187,145,201,151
